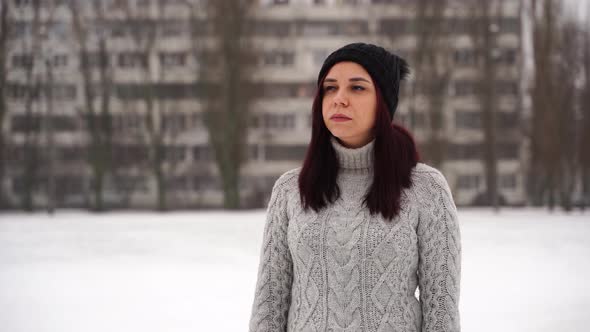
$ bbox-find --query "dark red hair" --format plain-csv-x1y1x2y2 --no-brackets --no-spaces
298,73,420,221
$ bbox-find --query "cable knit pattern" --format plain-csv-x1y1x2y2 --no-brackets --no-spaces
249,137,461,332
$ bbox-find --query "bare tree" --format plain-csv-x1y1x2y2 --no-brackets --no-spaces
14,0,45,211
464,0,505,209
118,0,163,210
0,1,13,209
185,0,212,207
68,0,114,211
120,0,189,210
526,0,588,210
406,0,451,169
529,0,566,209
554,20,582,211
188,0,257,209
581,27,590,209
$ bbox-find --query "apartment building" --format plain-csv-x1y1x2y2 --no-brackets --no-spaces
3,0,525,209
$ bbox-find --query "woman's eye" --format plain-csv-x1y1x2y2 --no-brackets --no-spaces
352,85,365,91
323,86,336,92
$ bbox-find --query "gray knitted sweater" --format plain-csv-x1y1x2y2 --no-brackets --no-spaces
248,137,461,332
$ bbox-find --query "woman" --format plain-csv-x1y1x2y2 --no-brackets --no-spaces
248,43,461,332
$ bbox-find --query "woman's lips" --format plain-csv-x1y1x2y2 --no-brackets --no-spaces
331,114,352,122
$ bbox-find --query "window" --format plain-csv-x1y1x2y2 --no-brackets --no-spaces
115,83,202,100
10,21,30,39
83,52,111,67
110,23,126,38
447,143,481,160
250,113,296,130
6,83,30,99
118,52,148,68
448,142,519,160
495,49,517,65
160,21,185,37
457,174,481,190
454,49,478,66
194,175,220,190
187,112,203,129
249,144,259,161
57,146,84,162
112,144,148,166
496,81,518,95
497,142,519,159
265,145,307,161
251,82,315,99
160,52,186,67
497,111,518,129
449,18,479,35
55,176,84,196
12,54,33,68
254,83,291,98
193,146,212,162
47,84,77,100
112,113,142,132
338,0,363,5
11,114,42,132
137,0,151,7
52,54,68,67
189,19,211,37
251,20,291,37
50,115,78,132
499,18,520,34
260,51,294,66
455,110,481,129
162,113,187,132
114,176,148,193
500,173,517,189
164,145,186,163
167,176,191,191
372,0,412,3
397,111,426,128
454,81,480,96
379,18,412,35
299,20,367,36
14,0,32,7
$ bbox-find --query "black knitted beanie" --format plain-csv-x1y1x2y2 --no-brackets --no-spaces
317,42,410,120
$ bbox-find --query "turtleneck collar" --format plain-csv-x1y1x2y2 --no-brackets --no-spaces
330,136,375,170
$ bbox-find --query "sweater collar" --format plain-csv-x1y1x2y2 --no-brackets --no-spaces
330,136,375,170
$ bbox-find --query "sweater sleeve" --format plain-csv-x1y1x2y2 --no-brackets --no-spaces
248,176,294,332
417,170,462,332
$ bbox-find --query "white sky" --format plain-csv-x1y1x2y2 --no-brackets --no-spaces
563,0,590,24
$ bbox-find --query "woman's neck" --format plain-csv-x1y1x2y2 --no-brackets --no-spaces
330,136,375,171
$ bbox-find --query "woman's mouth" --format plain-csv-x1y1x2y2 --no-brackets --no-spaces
330,114,352,122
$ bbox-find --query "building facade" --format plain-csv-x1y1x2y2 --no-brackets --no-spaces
2,0,525,209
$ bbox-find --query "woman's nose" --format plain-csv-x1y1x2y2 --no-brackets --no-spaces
333,90,349,107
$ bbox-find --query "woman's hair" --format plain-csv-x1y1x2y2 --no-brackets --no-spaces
298,72,421,221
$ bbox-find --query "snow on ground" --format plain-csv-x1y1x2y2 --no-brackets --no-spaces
0,208,589,332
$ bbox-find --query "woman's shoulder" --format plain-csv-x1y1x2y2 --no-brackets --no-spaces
410,162,453,195
271,167,301,193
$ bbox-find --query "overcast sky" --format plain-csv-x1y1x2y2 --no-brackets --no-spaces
563,0,590,24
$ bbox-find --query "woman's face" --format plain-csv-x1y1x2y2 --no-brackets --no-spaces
321,61,377,148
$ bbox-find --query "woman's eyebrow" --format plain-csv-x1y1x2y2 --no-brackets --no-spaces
349,77,371,83
324,77,371,83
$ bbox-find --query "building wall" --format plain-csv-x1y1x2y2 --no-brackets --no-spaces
3,0,525,208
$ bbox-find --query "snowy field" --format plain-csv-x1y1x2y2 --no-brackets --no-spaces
0,208,589,332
